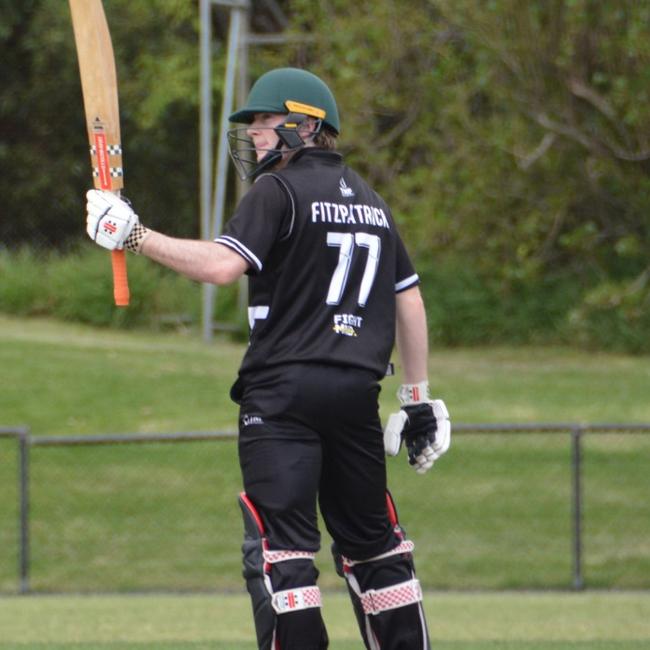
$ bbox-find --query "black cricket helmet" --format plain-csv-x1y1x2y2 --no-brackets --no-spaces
227,67,340,179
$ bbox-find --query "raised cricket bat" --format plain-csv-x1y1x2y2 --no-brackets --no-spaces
69,0,129,306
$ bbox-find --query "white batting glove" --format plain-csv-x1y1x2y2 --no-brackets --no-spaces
86,190,140,251
384,381,451,474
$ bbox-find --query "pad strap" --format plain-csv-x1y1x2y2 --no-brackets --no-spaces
358,578,423,616
341,540,415,569
271,585,322,614
264,548,317,564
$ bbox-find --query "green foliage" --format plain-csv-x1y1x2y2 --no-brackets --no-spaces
567,271,650,353
2,0,650,350
0,0,202,246
283,0,650,352
0,246,205,328
419,258,582,346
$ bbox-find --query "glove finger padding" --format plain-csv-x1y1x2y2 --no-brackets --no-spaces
86,189,138,251
413,443,436,475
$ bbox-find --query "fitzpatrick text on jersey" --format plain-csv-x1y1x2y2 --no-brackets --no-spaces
311,201,391,229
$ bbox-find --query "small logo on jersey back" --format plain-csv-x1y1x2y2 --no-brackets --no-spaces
333,313,363,337
241,414,264,427
339,178,355,198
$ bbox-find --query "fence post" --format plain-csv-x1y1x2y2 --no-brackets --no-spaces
18,429,30,594
571,426,584,590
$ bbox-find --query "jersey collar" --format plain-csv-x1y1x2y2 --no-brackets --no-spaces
289,147,343,166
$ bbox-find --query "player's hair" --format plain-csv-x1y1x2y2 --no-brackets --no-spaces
314,126,337,151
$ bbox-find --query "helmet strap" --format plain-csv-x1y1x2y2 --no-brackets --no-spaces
275,113,309,149
249,126,289,179
251,114,322,179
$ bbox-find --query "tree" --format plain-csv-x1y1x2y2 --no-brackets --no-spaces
282,0,650,348
2,0,649,348
0,0,202,248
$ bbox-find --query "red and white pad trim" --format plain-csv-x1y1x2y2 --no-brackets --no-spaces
359,578,423,616
263,548,317,564
271,585,322,614
342,540,414,568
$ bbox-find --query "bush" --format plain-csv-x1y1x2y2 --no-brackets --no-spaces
419,258,585,348
0,245,234,330
3,247,650,353
0,248,53,316
567,275,650,354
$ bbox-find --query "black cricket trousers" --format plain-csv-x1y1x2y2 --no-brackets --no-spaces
236,362,396,561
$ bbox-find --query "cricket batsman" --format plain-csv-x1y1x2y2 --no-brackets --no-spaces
85,67,451,649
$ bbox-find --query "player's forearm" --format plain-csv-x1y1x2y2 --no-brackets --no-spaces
140,232,245,285
395,287,429,384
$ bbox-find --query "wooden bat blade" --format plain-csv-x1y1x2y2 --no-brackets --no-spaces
69,0,129,306
69,0,123,192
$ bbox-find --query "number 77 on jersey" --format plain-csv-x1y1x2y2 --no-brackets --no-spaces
69,0,130,306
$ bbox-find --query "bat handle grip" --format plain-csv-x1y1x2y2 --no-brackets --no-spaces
111,249,130,306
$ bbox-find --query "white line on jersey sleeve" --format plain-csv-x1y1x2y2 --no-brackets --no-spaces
395,273,420,293
214,235,263,272
248,305,269,330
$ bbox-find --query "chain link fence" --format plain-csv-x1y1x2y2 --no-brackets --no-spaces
1,425,649,594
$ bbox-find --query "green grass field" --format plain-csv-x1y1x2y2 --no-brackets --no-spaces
2,433,648,594
1,592,650,649
1,315,649,594
0,315,649,647
2,314,650,434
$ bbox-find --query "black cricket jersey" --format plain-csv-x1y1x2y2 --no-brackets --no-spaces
215,148,419,379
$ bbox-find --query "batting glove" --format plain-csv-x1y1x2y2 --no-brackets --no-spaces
384,381,451,474
86,190,149,252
